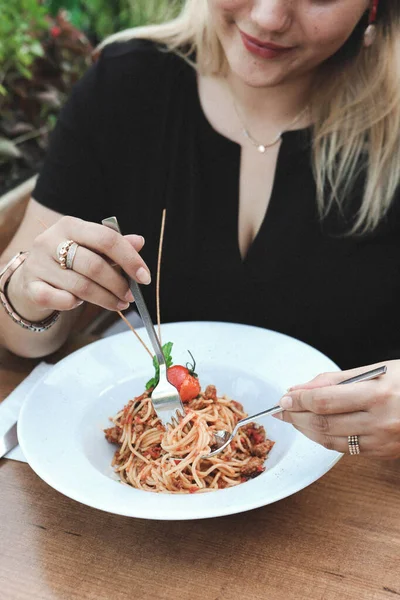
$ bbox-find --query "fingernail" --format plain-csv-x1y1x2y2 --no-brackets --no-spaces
124,290,134,302
136,267,151,285
140,236,145,246
280,396,293,409
117,301,130,310
75,300,84,307
272,412,283,420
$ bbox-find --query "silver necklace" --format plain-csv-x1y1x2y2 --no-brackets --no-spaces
229,86,309,153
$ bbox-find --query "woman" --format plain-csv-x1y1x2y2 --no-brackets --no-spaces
1,0,399,459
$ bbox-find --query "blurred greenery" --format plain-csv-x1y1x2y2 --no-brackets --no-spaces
0,0,183,193
0,0,48,93
44,0,184,41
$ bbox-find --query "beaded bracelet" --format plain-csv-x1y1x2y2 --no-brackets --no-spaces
0,252,60,333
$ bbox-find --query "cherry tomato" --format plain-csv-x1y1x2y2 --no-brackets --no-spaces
167,365,200,402
167,365,188,389
179,374,201,402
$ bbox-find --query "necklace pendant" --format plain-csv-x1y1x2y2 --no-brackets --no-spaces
257,145,266,153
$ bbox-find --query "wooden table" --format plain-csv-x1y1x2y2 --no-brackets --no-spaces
1,345,399,600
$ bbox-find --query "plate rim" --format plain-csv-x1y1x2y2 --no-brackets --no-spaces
18,321,343,520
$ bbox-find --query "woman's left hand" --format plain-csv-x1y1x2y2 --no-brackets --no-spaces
274,360,400,459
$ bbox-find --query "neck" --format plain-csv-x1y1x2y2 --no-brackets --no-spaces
226,71,313,129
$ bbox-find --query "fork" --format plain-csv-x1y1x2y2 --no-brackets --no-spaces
202,365,387,459
102,216,185,428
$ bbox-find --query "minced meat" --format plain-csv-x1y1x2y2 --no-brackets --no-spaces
240,457,265,478
104,426,122,445
252,440,274,458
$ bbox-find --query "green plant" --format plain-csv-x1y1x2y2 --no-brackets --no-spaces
0,0,48,95
45,0,183,42
0,5,92,193
45,0,83,25
0,0,183,196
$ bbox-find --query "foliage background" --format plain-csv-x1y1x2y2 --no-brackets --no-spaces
45,0,183,42
0,0,183,195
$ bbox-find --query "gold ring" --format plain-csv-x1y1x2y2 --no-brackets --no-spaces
348,435,360,455
65,242,79,270
57,240,75,270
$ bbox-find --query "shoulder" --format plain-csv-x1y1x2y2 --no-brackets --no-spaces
70,38,190,121
63,38,190,131
95,38,187,91
100,37,168,62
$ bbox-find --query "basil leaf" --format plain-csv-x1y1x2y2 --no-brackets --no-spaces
145,342,174,389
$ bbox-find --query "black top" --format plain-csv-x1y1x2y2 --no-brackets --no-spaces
33,39,400,370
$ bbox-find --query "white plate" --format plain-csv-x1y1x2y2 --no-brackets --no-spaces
18,321,342,520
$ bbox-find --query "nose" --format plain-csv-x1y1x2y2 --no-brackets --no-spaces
250,0,293,34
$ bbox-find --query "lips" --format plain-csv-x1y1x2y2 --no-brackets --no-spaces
239,29,294,59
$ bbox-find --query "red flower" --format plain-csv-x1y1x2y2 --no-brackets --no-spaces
50,26,62,38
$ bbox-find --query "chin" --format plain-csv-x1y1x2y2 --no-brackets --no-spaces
237,71,286,88
227,54,288,88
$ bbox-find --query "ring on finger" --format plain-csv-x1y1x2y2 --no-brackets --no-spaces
291,424,365,456
348,435,361,455
66,242,79,270
57,240,75,270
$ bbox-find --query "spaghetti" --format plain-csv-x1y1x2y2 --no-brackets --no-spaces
105,383,274,493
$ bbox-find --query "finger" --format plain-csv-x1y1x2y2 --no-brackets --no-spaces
288,362,387,391
292,426,379,455
279,379,382,414
60,245,134,303
88,236,144,270
124,234,145,251
36,261,130,312
56,217,151,284
29,280,84,312
274,409,372,437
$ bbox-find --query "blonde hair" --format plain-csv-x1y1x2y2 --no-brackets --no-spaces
99,0,400,234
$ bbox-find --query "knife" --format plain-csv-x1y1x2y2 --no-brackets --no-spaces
0,422,18,459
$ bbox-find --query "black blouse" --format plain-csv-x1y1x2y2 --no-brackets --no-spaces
33,39,400,369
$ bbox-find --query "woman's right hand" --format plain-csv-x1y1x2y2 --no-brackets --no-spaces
6,216,150,322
